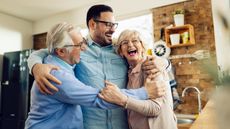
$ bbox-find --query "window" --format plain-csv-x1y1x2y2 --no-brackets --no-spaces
80,13,153,49
113,14,153,49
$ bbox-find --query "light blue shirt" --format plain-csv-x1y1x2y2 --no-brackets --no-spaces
76,35,130,129
26,54,148,129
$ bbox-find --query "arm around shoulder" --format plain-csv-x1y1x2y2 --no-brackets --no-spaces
27,48,49,74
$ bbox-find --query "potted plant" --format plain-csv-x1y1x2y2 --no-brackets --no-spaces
173,9,185,26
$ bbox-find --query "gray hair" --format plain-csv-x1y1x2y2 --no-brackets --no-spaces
115,29,146,55
46,22,80,54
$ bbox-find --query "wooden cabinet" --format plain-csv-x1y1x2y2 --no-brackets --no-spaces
165,24,195,48
33,33,47,50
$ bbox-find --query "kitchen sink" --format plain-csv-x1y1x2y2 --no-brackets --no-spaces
177,118,194,124
176,114,197,124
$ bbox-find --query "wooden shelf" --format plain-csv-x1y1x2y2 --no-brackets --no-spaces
165,24,195,48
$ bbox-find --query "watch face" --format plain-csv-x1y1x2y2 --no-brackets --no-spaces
154,44,166,57
153,40,171,58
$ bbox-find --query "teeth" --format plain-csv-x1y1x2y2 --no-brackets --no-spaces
128,50,137,55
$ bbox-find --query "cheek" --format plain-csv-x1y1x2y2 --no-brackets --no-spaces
72,49,81,56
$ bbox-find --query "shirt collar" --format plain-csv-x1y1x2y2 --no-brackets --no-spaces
86,34,113,48
50,54,76,71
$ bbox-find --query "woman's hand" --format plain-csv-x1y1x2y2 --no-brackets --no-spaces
99,81,128,106
32,63,61,94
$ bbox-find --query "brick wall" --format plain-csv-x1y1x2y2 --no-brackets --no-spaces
152,0,217,114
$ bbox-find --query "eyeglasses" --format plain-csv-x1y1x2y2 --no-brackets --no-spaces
120,39,141,46
93,19,118,29
64,38,87,49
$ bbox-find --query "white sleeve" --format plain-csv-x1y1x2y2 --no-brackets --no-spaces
27,49,49,74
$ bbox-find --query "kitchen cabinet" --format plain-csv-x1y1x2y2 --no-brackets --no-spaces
165,24,195,48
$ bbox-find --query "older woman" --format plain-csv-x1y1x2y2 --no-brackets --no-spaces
100,29,177,129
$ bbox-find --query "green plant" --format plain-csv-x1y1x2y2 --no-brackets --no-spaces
173,9,185,15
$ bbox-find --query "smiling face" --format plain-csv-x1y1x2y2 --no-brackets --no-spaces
117,30,145,66
67,30,86,64
89,12,117,46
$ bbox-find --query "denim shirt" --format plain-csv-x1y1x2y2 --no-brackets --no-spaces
75,35,129,129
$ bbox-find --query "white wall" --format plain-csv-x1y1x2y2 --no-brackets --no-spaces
212,0,230,75
0,12,33,81
33,0,187,34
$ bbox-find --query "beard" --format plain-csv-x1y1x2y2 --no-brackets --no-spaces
93,28,113,46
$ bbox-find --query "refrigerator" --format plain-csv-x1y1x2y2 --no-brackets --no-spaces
0,49,34,129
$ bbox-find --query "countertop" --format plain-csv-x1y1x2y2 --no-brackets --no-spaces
190,100,218,129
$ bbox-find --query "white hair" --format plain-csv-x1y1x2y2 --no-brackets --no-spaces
46,22,81,54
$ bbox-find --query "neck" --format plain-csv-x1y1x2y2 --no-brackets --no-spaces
128,59,141,69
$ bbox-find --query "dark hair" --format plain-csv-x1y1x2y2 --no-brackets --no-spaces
86,4,113,28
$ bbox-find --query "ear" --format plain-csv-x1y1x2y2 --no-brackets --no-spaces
56,48,66,57
89,19,96,30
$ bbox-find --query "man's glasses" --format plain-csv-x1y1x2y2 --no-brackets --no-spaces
93,19,118,29
64,38,87,49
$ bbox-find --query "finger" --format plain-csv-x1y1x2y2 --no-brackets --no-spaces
145,69,160,75
142,65,155,71
42,78,59,92
36,81,46,95
145,77,151,83
149,72,161,79
104,80,116,86
49,64,60,70
47,74,62,85
98,93,104,99
143,56,155,65
147,55,155,60
104,80,113,85
37,81,53,95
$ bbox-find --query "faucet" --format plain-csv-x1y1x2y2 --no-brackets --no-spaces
182,86,202,114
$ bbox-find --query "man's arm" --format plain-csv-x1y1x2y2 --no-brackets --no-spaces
50,70,149,109
28,49,49,74
28,49,61,94
142,56,171,75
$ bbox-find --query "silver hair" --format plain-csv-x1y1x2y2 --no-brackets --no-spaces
46,22,80,54
114,29,146,55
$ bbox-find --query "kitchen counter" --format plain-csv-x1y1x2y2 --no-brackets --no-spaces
190,100,218,129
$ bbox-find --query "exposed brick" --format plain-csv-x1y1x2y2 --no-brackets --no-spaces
153,0,216,114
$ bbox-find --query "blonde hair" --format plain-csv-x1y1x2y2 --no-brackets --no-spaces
46,22,80,54
115,29,146,55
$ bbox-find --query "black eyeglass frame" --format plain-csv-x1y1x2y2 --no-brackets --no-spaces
63,38,87,48
93,19,118,29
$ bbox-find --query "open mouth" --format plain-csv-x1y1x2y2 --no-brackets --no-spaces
128,50,137,56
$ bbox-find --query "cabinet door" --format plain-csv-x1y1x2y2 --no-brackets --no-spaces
33,33,47,50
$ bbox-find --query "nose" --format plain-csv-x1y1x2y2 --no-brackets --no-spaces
127,41,134,47
109,26,116,32
80,44,87,51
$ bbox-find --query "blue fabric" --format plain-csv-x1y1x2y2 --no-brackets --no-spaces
75,35,133,129
25,54,148,129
